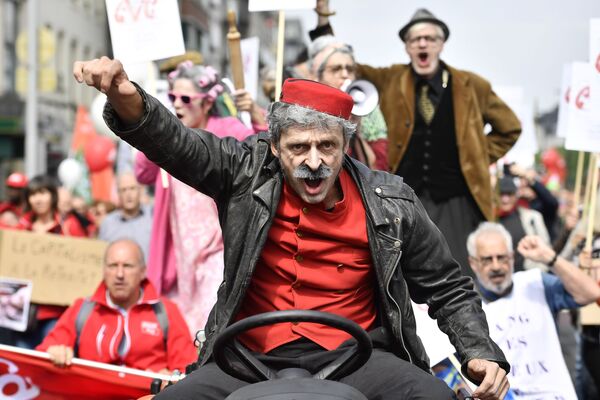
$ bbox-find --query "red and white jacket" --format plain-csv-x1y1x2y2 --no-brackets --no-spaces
37,279,196,372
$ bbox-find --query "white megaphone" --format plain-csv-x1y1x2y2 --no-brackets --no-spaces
341,79,379,117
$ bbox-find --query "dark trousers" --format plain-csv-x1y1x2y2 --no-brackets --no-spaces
156,337,456,400
419,190,484,279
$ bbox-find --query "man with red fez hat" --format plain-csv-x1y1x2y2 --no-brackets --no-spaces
0,172,28,227
73,57,509,399
312,3,522,279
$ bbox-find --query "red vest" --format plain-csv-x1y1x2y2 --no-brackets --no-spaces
236,169,376,353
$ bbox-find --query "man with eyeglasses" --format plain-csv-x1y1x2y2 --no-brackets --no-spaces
466,222,600,399
312,4,521,278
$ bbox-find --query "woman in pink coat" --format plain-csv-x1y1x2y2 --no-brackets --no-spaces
135,61,266,337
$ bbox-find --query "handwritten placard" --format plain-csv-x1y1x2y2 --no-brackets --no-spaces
556,64,572,138
590,19,600,135
564,62,599,152
0,230,106,306
249,0,315,12
105,0,185,64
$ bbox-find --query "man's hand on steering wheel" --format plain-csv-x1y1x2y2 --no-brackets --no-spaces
467,359,509,399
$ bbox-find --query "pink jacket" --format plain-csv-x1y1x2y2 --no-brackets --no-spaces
135,116,262,297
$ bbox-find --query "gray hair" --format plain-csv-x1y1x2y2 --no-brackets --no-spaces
405,22,446,42
466,222,513,258
307,35,355,79
267,102,356,146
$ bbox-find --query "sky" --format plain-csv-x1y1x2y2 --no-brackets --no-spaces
286,0,600,113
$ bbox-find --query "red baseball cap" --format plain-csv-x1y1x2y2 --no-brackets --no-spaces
5,172,27,188
279,78,353,120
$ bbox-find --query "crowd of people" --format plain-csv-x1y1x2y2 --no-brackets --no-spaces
0,3,598,399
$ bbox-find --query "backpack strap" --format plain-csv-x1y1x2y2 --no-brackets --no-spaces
151,300,169,345
74,298,95,357
73,298,170,355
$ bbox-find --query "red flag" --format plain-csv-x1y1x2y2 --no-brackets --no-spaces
0,344,175,399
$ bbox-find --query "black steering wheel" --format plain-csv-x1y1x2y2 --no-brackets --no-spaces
213,310,373,383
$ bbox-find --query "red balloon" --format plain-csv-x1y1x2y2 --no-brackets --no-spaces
84,136,116,172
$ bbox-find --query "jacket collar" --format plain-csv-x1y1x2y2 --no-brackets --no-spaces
253,138,397,229
91,278,160,308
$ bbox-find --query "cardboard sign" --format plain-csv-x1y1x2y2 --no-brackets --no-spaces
495,86,537,167
105,0,185,64
411,302,456,366
590,19,600,135
0,230,106,306
249,0,315,12
556,64,573,138
564,62,600,152
0,278,32,332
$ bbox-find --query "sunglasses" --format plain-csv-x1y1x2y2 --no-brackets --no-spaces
167,91,205,105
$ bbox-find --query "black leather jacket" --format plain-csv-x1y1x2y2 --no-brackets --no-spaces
104,87,509,380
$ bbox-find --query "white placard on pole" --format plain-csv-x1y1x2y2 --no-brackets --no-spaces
590,19,600,135
241,37,260,101
495,86,537,167
556,64,573,138
105,0,185,64
249,0,315,12
565,62,599,152
411,302,456,366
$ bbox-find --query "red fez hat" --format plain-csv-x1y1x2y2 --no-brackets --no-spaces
279,78,353,120
5,172,27,188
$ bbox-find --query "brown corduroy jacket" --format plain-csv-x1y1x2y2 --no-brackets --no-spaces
358,62,521,221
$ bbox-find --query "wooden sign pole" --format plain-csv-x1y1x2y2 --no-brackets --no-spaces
573,151,586,209
582,153,596,226
585,153,599,251
274,10,286,101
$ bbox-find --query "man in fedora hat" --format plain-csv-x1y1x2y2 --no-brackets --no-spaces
73,56,510,399
311,4,522,279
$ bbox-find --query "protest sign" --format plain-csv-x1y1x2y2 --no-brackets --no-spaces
105,0,185,63
590,19,600,135
556,64,573,138
564,62,600,152
0,229,106,306
0,278,31,332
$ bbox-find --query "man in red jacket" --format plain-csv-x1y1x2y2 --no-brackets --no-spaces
37,239,196,373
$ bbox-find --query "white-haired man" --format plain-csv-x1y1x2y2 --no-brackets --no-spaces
467,222,600,399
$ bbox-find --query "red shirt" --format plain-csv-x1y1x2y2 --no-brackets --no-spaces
237,169,376,353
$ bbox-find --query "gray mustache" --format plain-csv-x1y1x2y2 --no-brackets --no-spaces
293,164,333,180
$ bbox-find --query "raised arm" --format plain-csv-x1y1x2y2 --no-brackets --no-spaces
518,235,600,305
73,57,143,125
73,57,256,202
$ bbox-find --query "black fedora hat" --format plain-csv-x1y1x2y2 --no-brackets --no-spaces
398,8,450,42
